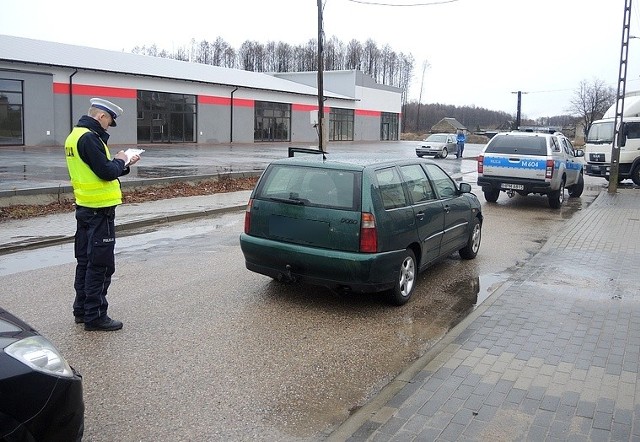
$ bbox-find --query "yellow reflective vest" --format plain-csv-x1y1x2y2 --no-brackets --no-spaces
64,127,123,208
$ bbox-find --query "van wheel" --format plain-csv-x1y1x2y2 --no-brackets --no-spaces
568,173,584,197
632,164,640,186
388,249,416,306
440,148,448,159
459,217,481,260
483,189,500,203
548,179,565,209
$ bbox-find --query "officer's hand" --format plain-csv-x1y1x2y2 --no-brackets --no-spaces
128,155,140,166
115,150,128,162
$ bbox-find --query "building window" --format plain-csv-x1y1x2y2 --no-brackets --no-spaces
329,108,354,141
380,112,399,141
0,79,24,146
254,101,290,142
136,90,196,143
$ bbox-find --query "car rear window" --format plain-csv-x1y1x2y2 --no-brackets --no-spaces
255,165,361,210
485,135,547,155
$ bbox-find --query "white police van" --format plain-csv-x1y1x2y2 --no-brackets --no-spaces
477,131,585,209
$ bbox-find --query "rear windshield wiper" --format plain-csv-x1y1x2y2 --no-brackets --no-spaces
268,196,306,205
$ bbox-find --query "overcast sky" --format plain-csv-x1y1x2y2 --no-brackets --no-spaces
1,0,637,118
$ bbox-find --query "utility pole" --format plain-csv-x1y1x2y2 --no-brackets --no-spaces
609,0,632,193
416,60,430,133
317,0,326,153
511,91,527,129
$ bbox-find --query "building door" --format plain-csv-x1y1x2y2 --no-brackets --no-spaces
381,123,390,140
151,113,169,143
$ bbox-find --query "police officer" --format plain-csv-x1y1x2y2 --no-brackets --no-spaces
65,98,140,331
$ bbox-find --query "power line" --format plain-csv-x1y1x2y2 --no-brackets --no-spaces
523,87,575,94
345,0,459,6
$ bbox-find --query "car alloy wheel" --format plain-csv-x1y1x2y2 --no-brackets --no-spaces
388,249,416,306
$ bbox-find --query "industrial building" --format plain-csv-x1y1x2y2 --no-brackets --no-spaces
0,35,402,148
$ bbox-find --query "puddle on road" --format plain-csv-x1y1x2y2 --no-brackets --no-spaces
447,272,509,311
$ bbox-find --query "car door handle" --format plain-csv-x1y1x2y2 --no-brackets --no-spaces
415,211,425,220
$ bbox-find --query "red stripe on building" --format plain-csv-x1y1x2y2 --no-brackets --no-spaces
292,104,332,113
355,109,381,117
199,96,254,107
292,104,317,112
53,83,70,94
52,83,137,99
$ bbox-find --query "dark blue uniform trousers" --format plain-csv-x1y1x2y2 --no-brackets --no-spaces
73,206,116,323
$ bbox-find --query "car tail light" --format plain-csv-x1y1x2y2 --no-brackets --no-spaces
359,212,378,253
477,155,484,174
545,159,555,179
243,199,253,234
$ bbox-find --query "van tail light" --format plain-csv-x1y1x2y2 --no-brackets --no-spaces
243,199,253,234
477,155,484,174
359,212,378,253
545,159,555,179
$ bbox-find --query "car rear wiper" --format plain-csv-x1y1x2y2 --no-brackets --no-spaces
269,196,306,205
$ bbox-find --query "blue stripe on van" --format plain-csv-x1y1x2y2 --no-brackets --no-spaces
483,156,546,170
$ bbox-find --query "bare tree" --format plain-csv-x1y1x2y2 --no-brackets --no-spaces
211,37,231,67
569,78,616,136
238,40,264,71
275,42,293,72
345,39,363,71
222,46,236,69
324,36,344,71
363,39,379,80
196,40,212,65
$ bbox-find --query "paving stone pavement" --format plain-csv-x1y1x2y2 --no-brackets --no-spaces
330,189,640,442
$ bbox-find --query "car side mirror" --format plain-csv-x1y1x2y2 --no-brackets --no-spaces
617,122,627,148
459,182,472,193
574,149,585,158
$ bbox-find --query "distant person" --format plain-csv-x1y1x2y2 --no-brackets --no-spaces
64,98,140,331
456,130,466,159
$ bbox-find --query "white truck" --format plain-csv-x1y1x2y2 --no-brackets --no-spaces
584,93,640,185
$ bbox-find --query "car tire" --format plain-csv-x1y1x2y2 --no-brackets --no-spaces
440,148,448,159
459,217,481,260
483,189,500,203
548,179,565,209
568,173,584,198
388,249,416,306
632,164,640,186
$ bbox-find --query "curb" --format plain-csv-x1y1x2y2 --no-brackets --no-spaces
0,204,246,255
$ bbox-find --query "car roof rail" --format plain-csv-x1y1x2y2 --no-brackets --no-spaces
288,147,327,158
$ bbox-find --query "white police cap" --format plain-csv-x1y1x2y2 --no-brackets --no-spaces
90,98,123,127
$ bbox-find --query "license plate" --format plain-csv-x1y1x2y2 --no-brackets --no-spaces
502,183,524,190
590,153,605,162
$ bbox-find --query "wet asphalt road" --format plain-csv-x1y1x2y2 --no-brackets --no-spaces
0,165,605,440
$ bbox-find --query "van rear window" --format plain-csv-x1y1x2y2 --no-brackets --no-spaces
485,135,547,155
255,165,361,211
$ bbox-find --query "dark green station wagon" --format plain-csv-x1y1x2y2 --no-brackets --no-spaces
239,152,483,305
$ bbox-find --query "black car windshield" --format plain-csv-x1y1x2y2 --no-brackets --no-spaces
255,165,361,211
